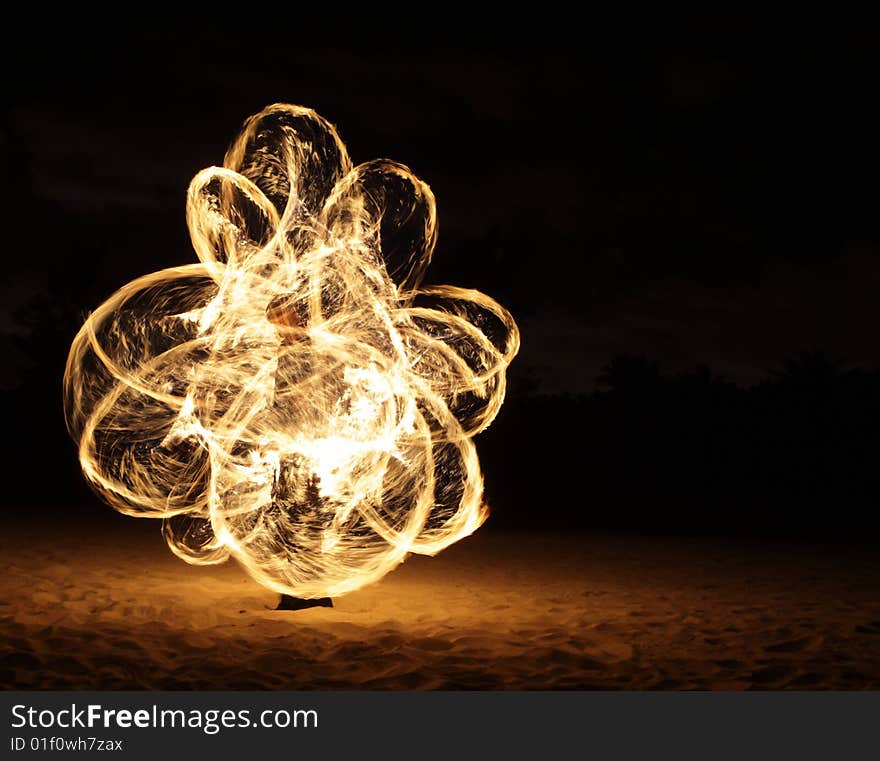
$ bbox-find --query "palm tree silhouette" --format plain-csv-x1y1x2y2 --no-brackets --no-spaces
771,348,845,394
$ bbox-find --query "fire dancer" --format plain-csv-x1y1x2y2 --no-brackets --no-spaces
267,295,333,612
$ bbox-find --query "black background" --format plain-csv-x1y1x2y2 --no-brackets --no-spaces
3,11,880,540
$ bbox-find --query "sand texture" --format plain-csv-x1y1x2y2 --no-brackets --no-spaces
2,519,880,689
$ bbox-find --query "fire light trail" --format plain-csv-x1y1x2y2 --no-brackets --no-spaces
63,104,518,598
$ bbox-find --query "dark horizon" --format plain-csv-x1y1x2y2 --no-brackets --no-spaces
2,13,879,542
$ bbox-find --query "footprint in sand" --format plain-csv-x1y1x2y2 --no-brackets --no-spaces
714,659,746,670
788,671,823,687
376,633,404,648
764,635,822,653
49,656,90,675
854,620,880,635
411,637,455,652
1,651,42,669
748,664,795,685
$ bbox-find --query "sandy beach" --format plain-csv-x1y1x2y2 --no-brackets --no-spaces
2,516,879,690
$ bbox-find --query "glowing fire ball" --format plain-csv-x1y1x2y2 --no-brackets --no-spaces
63,104,519,598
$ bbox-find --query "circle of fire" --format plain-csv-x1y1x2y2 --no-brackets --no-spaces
64,104,519,598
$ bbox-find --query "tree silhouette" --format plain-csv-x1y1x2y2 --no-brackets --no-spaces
596,354,662,395
770,348,846,394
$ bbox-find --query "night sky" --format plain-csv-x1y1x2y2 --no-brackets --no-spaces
3,13,880,531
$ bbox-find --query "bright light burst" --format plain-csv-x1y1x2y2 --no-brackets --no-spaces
63,104,519,598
